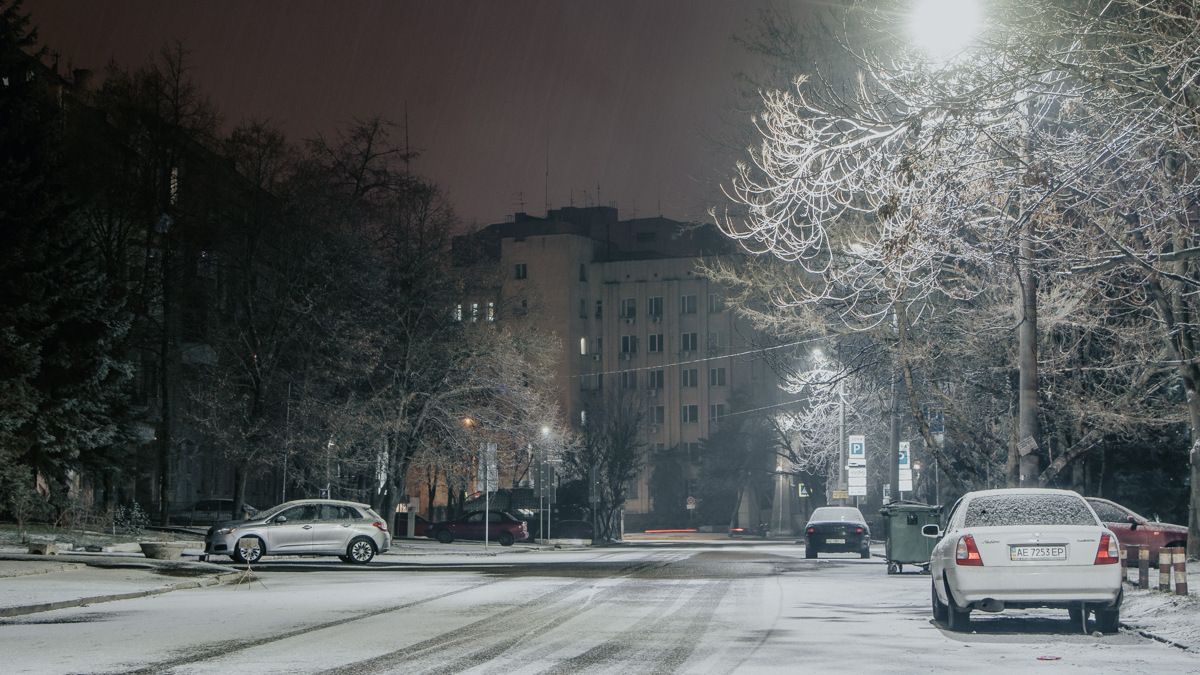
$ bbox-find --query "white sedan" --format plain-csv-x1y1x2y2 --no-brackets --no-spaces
924,488,1123,633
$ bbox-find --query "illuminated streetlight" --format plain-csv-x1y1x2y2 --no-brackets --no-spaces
908,0,982,64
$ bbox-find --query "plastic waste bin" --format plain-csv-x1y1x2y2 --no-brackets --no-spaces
878,501,942,575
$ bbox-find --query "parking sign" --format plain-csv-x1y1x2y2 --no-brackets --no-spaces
848,434,866,467
898,441,910,470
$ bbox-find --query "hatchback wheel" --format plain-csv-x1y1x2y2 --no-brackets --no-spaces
233,536,264,565
436,529,453,544
497,532,514,547
346,537,376,564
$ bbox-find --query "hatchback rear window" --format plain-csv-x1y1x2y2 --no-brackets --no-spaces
964,494,1097,527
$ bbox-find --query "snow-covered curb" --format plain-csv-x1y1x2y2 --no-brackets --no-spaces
1120,571,1200,650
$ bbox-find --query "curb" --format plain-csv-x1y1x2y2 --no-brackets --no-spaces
1123,624,1193,651
0,570,241,618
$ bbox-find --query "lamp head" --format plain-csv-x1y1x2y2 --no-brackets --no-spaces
908,0,982,64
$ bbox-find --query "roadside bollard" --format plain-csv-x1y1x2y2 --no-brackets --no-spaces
1159,548,1172,591
1172,547,1189,596
1125,545,1139,585
1139,546,1150,590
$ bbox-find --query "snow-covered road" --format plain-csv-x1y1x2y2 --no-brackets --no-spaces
2,543,1196,673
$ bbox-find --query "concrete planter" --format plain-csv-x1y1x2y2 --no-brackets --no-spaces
139,542,189,560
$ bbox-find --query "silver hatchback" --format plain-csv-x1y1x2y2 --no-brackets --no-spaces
205,499,391,564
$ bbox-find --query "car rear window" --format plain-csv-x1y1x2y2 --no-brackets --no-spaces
810,507,864,522
964,494,1097,527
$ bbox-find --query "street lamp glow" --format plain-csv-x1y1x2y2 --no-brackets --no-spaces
541,425,551,437
908,0,982,63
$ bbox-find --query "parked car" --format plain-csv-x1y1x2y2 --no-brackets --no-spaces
393,513,431,538
171,498,258,526
1085,497,1187,566
804,507,871,559
205,499,391,564
428,510,529,546
549,519,594,540
925,488,1122,633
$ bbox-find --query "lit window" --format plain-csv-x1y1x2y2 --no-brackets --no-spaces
486,302,495,322
470,302,479,322
454,304,463,322
580,337,587,355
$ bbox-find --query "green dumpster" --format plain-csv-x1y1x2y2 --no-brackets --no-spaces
879,501,942,575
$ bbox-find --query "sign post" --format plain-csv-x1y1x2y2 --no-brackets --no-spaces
898,441,913,495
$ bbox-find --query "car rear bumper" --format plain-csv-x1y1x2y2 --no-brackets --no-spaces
808,535,869,550
949,564,1122,607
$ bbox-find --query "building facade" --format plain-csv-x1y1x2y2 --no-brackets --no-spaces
455,206,780,529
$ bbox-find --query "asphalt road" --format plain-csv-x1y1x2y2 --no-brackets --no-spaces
2,542,1197,673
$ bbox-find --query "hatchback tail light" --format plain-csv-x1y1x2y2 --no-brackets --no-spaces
1094,533,1120,565
372,520,388,533
955,535,983,566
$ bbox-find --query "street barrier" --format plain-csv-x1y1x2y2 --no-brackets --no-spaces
1124,545,1189,596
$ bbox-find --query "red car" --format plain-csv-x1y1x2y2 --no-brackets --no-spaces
1086,497,1187,566
429,510,529,546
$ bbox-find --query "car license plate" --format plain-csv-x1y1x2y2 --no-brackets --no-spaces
1010,545,1066,561
826,538,845,544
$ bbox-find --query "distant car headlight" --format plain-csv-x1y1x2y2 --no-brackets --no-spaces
215,527,237,535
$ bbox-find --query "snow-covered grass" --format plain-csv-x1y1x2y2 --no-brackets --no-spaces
1121,567,1200,649
0,523,202,551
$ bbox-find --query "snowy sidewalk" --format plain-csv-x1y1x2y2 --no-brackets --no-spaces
0,553,237,618
1120,566,1200,650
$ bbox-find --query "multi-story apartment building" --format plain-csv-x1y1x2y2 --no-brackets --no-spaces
454,206,779,529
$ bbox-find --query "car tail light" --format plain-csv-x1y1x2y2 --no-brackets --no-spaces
955,535,983,566
806,527,816,535
372,520,388,533
1094,534,1120,565
854,527,864,534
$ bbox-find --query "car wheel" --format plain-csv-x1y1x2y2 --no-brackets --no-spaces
944,579,971,632
497,532,515,547
931,580,948,623
346,537,376,564
887,562,900,575
805,544,817,559
1094,604,1120,634
233,536,264,564
436,529,454,544
860,546,871,559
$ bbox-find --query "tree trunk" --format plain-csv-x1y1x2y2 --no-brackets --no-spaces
1017,222,1041,487
232,463,248,520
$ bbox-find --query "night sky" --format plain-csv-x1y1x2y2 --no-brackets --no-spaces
28,1,792,228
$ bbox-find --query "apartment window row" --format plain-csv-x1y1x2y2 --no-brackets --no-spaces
645,403,729,427
641,367,727,390
577,293,725,322
452,302,496,323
